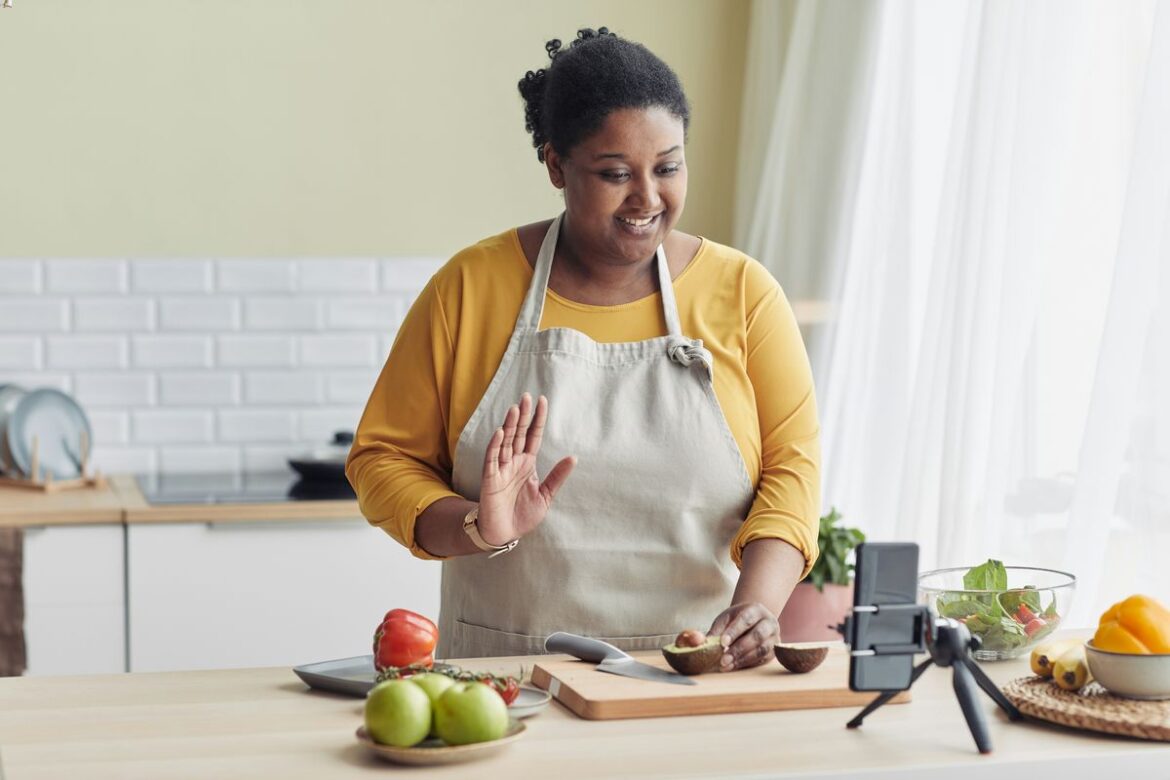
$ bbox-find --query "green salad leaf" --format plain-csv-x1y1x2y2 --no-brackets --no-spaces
962,559,1007,591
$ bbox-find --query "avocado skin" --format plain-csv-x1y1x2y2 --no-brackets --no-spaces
661,637,723,675
774,644,829,673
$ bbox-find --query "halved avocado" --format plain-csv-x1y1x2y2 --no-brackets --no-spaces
774,643,830,674
662,635,723,675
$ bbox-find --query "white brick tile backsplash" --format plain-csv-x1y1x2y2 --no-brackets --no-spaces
298,260,377,293
325,370,380,404
0,257,441,474
299,335,377,367
159,372,241,406
380,258,444,292
218,409,296,442
132,261,213,293
243,298,321,331
244,371,323,405
217,260,295,293
74,298,155,332
0,299,69,332
0,373,71,392
132,335,213,368
88,411,130,446
75,373,154,408
0,337,41,370
159,298,240,331
91,446,157,474
46,336,128,369
324,297,403,332
0,261,41,294
45,260,128,294
299,408,362,441
132,410,214,444
216,335,296,367
159,446,242,473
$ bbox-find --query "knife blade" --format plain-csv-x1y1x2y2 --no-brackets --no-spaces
545,631,697,686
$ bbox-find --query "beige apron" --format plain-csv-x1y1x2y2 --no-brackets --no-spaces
438,214,754,659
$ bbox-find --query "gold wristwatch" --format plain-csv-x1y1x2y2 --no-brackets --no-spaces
462,506,519,558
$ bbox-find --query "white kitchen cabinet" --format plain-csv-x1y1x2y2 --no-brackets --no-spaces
127,519,441,672
22,524,126,675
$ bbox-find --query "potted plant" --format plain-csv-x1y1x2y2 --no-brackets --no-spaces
778,508,866,642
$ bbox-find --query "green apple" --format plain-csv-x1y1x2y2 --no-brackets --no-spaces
364,679,431,747
410,672,456,737
434,681,509,746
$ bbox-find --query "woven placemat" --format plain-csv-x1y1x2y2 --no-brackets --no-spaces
1002,676,1170,742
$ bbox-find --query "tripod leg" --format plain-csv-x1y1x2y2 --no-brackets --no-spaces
960,656,1022,721
846,658,933,728
951,659,993,754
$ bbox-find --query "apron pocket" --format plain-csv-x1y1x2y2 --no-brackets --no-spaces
447,619,680,659
447,620,549,659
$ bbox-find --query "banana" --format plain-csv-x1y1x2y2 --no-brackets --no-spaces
1030,638,1081,678
1052,645,1092,692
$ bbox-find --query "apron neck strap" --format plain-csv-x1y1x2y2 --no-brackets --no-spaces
520,212,684,336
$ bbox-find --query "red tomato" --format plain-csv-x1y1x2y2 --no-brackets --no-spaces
1015,604,1038,625
1024,617,1048,637
476,674,521,704
373,609,439,672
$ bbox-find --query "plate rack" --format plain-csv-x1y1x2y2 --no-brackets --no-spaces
0,431,107,492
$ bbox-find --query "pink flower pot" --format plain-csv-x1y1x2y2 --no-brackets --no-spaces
778,582,854,643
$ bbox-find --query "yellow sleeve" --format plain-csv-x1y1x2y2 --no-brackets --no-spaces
345,275,461,560
728,262,822,577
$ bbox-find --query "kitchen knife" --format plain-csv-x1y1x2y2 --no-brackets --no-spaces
545,631,697,686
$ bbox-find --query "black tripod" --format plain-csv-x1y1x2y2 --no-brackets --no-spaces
845,616,1023,754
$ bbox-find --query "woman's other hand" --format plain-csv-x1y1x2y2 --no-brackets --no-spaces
477,393,576,546
707,602,780,671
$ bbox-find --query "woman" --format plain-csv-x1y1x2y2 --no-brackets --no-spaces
347,28,820,669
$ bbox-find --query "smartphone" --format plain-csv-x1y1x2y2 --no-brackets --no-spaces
847,542,921,692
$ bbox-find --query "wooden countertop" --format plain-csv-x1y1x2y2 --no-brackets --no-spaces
0,474,362,527
1,653,1167,779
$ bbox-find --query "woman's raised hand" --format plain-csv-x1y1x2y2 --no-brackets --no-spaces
476,393,576,546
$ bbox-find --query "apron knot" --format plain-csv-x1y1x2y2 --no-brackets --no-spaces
667,337,714,378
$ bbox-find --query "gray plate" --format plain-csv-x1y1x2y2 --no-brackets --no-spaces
8,388,92,480
293,655,550,717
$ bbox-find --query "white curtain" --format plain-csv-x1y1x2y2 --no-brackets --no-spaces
737,0,1164,623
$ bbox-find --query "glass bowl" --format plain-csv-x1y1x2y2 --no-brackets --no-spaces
918,566,1076,661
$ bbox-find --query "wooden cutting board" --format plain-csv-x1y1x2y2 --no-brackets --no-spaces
531,645,910,720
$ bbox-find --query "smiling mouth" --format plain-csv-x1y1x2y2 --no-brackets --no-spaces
615,213,662,229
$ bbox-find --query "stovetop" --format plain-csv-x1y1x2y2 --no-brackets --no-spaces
136,470,356,505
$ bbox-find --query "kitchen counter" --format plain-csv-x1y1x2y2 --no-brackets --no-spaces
1,652,1167,779
0,474,361,527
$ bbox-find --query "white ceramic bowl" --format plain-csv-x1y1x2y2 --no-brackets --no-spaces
1085,641,1170,700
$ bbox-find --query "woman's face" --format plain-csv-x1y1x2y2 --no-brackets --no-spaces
545,106,687,266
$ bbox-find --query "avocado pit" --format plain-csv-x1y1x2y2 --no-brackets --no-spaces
774,643,830,673
662,629,723,675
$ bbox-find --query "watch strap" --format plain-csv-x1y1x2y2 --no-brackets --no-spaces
462,506,519,558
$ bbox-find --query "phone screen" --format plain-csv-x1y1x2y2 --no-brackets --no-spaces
848,542,920,692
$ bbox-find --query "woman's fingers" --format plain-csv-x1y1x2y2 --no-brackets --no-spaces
482,426,505,479
721,612,778,671
499,404,519,465
524,395,548,456
538,455,577,504
512,393,533,456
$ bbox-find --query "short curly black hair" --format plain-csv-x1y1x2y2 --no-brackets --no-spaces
517,27,691,163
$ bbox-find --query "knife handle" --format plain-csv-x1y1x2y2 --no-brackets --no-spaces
545,632,630,662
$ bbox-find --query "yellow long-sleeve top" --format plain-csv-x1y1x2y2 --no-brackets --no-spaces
347,228,822,575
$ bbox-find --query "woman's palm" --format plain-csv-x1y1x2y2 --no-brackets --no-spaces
476,394,576,546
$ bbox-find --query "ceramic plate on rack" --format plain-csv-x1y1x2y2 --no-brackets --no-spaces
7,388,92,480
0,384,27,475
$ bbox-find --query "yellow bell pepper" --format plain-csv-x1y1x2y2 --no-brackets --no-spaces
1093,594,1170,654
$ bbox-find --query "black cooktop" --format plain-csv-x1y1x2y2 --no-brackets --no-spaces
136,470,356,505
